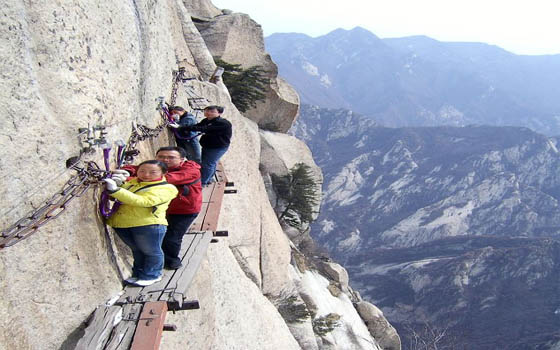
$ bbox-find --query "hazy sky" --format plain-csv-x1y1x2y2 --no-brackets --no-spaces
211,0,560,55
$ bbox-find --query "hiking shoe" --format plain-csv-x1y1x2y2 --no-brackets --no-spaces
165,262,183,270
132,276,162,287
124,277,138,284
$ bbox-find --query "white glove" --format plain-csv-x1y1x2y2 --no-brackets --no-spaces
111,173,127,186
103,178,119,193
112,169,130,177
168,123,180,129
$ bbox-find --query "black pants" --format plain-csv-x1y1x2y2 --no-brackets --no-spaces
162,213,199,268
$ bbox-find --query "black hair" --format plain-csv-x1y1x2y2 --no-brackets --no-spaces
204,105,224,114
156,146,187,158
137,160,168,173
169,106,186,113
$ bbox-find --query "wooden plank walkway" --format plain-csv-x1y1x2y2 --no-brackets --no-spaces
76,163,234,350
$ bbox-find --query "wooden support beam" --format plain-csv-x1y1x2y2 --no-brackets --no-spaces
130,301,168,350
75,306,122,350
159,231,213,305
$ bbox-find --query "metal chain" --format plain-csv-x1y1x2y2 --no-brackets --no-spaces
169,68,183,107
0,162,105,249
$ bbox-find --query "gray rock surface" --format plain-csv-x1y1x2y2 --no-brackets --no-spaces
0,0,298,348
0,1,398,349
195,12,299,132
161,241,300,350
318,261,350,291
182,0,222,19
356,302,401,350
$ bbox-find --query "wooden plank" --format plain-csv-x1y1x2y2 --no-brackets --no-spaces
189,193,212,232
160,233,204,302
200,182,226,232
75,306,122,350
130,301,168,350
117,234,199,304
159,231,213,304
215,162,228,183
139,233,200,302
105,303,143,350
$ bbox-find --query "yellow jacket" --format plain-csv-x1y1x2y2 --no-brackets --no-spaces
106,178,178,228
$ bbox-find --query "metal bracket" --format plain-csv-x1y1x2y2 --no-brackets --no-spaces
78,123,109,152
214,231,229,237
167,299,199,312
155,96,165,111
163,324,177,332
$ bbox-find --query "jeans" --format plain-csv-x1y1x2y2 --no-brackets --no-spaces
201,146,229,185
114,225,166,280
177,138,201,164
162,213,199,267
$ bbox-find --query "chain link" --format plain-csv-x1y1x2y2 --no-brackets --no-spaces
0,162,104,248
169,68,182,107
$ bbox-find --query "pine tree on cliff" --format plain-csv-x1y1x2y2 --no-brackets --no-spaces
272,163,319,229
213,57,269,112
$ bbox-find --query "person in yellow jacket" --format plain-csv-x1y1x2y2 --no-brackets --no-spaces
103,160,178,286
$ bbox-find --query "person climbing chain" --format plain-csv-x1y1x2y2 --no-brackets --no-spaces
168,106,201,164
103,160,178,286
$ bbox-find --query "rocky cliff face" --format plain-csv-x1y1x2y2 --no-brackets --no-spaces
194,9,299,132
0,2,396,349
292,104,560,349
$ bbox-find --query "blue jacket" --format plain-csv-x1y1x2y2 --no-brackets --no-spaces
179,113,198,139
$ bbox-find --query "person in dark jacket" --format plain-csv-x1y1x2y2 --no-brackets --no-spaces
114,146,202,269
173,105,232,185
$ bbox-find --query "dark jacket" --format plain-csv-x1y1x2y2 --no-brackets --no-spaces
122,160,202,215
183,117,232,148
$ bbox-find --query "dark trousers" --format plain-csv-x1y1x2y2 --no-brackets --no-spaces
162,213,199,267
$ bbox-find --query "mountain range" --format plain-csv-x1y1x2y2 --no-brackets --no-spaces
266,27,560,135
291,104,560,349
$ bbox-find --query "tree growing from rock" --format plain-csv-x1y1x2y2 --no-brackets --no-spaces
213,57,269,112
271,162,320,230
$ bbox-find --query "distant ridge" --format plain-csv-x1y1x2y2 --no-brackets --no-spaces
266,28,560,135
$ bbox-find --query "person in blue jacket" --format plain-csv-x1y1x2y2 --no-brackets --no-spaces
169,106,201,164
